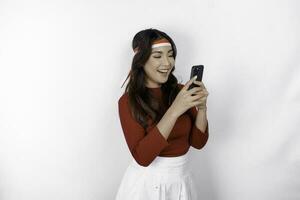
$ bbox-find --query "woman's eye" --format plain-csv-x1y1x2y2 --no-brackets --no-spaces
153,55,174,58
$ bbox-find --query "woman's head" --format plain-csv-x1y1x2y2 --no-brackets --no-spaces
140,38,175,88
121,28,181,129
122,28,177,89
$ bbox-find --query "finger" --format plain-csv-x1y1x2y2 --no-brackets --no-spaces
192,100,206,109
199,87,208,94
192,82,202,90
193,81,207,91
194,81,207,90
202,90,209,95
188,87,202,95
192,87,208,94
191,101,204,107
193,80,203,86
183,75,197,91
192,93,208,101
190,93,203,101
199,96,207,100
198,93,209,98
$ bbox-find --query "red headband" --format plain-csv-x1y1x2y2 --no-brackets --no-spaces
133,38,171,53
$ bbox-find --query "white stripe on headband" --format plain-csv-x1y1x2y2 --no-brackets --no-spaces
151,43,172,48
134,42,172,54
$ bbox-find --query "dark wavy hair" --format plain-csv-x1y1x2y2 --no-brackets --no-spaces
121,28,182,129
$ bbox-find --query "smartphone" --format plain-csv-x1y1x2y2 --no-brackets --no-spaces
188,65,204,90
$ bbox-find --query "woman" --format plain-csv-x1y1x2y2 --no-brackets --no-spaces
116,28,209,199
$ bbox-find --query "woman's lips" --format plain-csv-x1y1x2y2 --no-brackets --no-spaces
157,71,168,76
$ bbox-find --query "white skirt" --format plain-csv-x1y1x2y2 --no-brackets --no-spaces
115,150,198,200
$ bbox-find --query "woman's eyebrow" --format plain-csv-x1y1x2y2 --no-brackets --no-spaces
151,49,173,54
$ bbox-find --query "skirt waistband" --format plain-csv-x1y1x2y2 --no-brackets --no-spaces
130,151,190,176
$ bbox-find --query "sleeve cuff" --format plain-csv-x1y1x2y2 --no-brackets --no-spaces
190,121,209,149
193,121,209,135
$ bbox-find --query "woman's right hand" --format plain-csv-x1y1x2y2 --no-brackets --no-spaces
170,76,203,118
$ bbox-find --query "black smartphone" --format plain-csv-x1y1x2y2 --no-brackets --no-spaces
188,65,204,90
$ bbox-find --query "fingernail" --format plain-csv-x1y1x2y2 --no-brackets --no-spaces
194,75,197,79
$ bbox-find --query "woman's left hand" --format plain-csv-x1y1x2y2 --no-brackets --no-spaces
192,80,209,110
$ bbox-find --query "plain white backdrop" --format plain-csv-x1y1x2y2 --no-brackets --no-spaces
0,0,299,199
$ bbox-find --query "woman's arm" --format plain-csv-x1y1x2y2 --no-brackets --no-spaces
118,94,178,167
195,107,208,133
156,106,178,140
177,83,209,149
187,105,209,149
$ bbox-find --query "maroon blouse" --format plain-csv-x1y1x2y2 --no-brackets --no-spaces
118,84,209,166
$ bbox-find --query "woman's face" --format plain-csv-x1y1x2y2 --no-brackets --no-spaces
143,46,175,88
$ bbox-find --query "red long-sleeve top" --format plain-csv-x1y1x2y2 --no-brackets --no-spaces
118,84,209,167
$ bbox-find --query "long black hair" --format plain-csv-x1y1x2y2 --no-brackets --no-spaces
121,28,181,129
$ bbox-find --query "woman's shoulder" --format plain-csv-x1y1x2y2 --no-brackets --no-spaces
118,92,129,105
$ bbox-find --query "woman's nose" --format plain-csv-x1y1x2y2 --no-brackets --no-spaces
162,55,171,66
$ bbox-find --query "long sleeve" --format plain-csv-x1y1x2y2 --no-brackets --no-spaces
187,106,209,149
118,94,169,167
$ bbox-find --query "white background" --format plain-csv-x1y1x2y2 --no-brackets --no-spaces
0,0,299,199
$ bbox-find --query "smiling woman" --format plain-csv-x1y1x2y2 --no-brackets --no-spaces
116,28,209,200
121,30,180,129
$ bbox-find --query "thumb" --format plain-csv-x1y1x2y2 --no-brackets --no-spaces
183,75,197,91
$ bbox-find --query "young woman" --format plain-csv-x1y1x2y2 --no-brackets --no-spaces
116,28,209,199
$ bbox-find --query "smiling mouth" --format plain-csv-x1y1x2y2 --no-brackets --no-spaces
157,70,168,75
157,68,171,73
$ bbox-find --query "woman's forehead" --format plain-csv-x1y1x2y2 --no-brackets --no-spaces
151,46,173,53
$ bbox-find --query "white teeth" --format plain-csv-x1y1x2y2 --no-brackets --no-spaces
158,70,168,73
